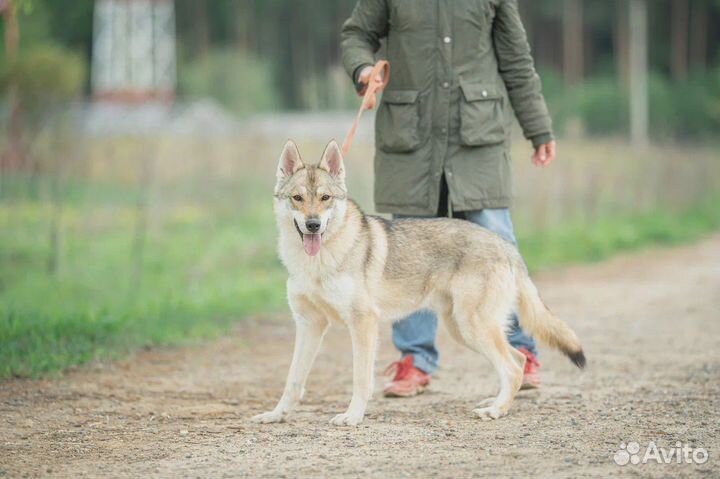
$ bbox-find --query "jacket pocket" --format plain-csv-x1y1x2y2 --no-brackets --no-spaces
459,82,505,147
377,90,421,153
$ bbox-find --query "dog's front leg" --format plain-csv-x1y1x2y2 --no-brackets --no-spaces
330,313,379,426
252,314,328,424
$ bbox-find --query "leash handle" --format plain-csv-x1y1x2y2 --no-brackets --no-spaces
341,60,390,157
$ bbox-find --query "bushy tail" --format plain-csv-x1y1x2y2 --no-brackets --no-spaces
516,270,586,369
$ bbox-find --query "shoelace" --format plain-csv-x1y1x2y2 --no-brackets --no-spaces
519,348,540,369
384,358,412,380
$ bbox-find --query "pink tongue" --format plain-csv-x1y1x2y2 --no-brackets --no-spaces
303,234,322,256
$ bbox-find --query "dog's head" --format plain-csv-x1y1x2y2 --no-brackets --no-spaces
274,140,347,257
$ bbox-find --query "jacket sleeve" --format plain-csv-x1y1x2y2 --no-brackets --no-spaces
340,0,389,84
493,0,554,147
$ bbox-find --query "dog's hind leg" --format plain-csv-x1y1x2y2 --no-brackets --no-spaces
452,284,523,420
468,322,524,420
330,312,379,426
251,311,329,424
436,293,469,348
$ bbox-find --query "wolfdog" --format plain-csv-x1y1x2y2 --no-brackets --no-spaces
252,140,585,426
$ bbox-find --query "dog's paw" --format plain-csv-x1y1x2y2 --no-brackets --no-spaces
475,397,495,408
329,412,364,427
251,410,286,424
472,406,507,421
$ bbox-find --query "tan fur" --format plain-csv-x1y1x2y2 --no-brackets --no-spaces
252,140,585,427
516,273,584,363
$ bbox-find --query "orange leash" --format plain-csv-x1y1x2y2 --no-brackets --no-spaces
341,60,390,157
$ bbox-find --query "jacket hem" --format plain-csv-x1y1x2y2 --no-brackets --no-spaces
375,197,512,216
453,197,513,212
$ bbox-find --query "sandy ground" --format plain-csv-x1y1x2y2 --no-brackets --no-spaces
2,236,719,478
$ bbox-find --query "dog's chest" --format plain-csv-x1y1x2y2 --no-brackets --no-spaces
291,271,356,321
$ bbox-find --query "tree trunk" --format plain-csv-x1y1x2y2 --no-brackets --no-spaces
629,0,649,148
671,0,689,80
1,0,18,63
563,0,584,86
689,0,708,71
1,0,25,172
233,0,255,51
614,0,630,87
194,0,209,58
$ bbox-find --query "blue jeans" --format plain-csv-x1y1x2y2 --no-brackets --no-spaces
392,208,537,374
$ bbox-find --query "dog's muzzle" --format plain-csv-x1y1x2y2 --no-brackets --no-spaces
294,219,323,257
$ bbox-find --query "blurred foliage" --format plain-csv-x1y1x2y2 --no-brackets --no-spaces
543,67,720,140
666,70,720,138
178,49,278,116
0,0,719,138
297,66,360,111
0,44,86,110
0,0,94,61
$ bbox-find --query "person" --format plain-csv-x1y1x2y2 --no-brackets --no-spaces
340,0,556,396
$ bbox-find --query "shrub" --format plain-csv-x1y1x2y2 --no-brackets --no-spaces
298,65,360,111
667,69,720,140
0,44,87,112
542,68,720,141
542,71,628,137
178,49,279,116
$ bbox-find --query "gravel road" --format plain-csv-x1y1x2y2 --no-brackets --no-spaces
2,236,719,478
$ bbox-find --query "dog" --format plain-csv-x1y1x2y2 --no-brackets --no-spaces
252,140,585,426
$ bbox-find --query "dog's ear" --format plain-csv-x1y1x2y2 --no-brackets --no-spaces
318,140,345,181
276,140,304,179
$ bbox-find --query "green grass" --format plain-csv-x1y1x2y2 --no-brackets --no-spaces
519,197,720,272
0,175,288,379
1,168,719,380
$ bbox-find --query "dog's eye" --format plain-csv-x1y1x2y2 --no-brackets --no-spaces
292,195,303,202
320,194,331,202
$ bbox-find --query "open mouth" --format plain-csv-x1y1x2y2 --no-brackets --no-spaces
294,220,322,257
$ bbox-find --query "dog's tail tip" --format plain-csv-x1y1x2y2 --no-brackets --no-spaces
566,349,587,369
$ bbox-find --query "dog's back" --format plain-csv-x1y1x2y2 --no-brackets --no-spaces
377,214,522,282
361,208,584,367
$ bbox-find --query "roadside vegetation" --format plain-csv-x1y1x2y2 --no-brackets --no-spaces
1,137,718,379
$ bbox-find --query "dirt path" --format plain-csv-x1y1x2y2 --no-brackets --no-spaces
2,237,719,478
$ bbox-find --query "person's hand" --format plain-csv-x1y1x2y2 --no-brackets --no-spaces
356,66,383,96
532,140,556,167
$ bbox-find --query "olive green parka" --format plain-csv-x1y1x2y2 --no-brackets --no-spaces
341,0,553,215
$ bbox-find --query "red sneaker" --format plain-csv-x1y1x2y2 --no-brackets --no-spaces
383,355,431,398
518,347,541,390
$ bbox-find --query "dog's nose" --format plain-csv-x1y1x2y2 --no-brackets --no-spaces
305,219,321,233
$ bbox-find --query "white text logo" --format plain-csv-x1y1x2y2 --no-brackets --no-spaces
614,441,709,466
